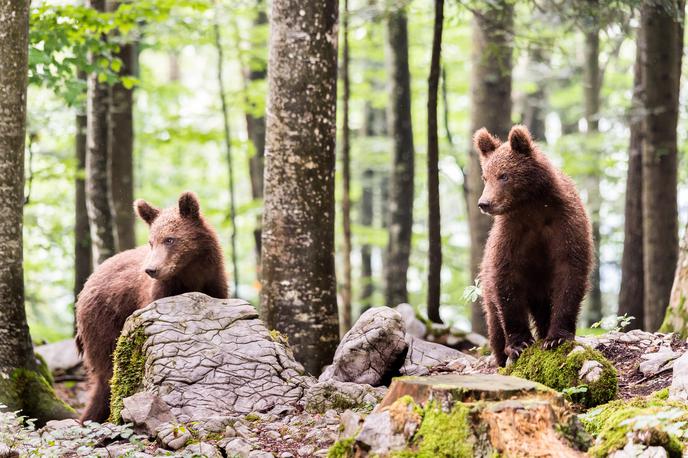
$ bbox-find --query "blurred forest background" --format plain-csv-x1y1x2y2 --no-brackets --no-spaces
23,0,688,343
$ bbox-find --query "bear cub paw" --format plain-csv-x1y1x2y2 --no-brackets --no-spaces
505,335,535,361
542,332,574,350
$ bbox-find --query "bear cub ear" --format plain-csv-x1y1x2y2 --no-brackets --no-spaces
508,125,533,155
178,191,200,220
473,128,500,158
134,200,160,225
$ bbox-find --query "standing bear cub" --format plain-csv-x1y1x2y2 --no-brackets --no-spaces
475,125,593,367
76,191,228,422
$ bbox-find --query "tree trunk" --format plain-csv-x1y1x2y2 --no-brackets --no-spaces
74,83,92,308
0,0,75,423
467,2,513,335
260,0,340,375
520,48,547,141
360,169,375,308
661,223,688,335
641,0,683,331
340,0,352,335
426,0,444,324
384,7,415,308
618,25,645,330
213,4,239,296
86,0,116,267
109,39,136,252
583,20,603,326
245,0,267,281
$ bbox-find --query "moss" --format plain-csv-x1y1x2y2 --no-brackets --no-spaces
244,412,261,422
34,352,53,386
269,329,289,345
108,326,148,423
502,340,617,407
580,397,688,457
327,437,355,458
0,368,75,426
652,388,670,400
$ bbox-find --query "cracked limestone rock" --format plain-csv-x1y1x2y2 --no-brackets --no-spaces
400,336,465,376
319,307,407,386
111,293,316,423
120,392,176,436
303,380,387,413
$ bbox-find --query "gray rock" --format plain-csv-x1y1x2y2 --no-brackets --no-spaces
156,422,193,451
248,452,275,458
184,442,223,458
93,442,154,457
303,380,387,413
223,438,253,458
394,303,427,338
669,351,688,401
121,392,176,436
355,410,411,455
34,338,81,372
465,332,488,347
297,444,315,457
42,418,81,431
116,293,315,421
579,360,604,383
319,307,407,386
609,443,668,458
639,346,681,377
338,410,362,438
399,336,464,376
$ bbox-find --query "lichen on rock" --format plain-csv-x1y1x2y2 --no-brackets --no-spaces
502,340,617,407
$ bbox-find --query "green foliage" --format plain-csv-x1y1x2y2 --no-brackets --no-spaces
327,437,356,458
502,341,617,407
580,397,688,457
109,326,148,424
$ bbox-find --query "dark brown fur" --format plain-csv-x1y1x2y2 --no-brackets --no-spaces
75,192,228,422
474,125,593,367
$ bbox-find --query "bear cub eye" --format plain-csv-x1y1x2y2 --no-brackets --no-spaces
498,173,508,182
163,237,175,246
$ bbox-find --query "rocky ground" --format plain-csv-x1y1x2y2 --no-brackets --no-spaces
4,294,688,457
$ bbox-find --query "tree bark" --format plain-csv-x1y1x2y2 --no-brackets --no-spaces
467,2,513,335
86,0,116,266
0,0,75,423
384,7,415,308
109,40,136,252
661,223,688,334
618,24,645,330
75,82,92,308
340,0,352,335
260,0,340,375
583,18,603,326
641,0,683,331
426,0,444,323
520,47,547,141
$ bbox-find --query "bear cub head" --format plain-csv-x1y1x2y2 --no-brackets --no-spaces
473,124,550,216
134,191,211,280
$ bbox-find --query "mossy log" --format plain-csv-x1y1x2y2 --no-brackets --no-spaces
337,374,589,457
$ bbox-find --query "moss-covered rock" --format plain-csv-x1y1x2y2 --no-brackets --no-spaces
34,352,53,386
0,367,76,426
108,326,148,424
502,340,617,407
580,397,688,457
327,437,356,458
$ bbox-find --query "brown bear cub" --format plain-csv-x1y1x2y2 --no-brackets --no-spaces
76,192,228,422
474,125,593,367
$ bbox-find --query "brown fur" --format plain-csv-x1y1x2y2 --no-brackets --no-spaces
474,125,593,367
75,191,228,422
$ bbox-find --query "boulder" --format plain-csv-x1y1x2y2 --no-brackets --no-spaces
319,307,407,386
34,339,81,372
120,392,176,436
669,351,688,401
394,303,427,338
399,336,465,376
639,346,681,377
110,293,315,423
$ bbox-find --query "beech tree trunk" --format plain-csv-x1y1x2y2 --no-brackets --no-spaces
520,47,547,141
618,26,645,330
108,38,136,252
74,89,92,305
467,2,513,335
340,0,352,335
641,1,683,331
260,0,340,375
583,20,603,326
661,223,688,335
0,0,75,423
86,0,116,266
360,169,375,308
426,0,444,323
384,7,415,308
